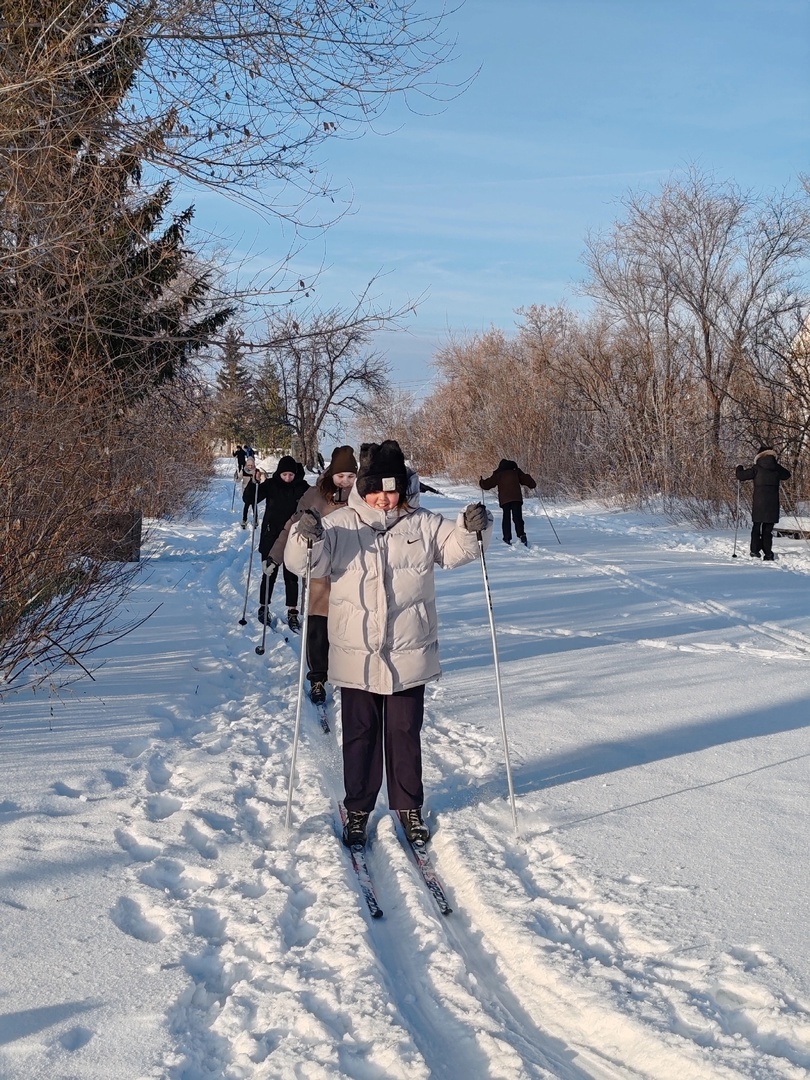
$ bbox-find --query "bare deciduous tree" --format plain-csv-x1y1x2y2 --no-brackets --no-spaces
584,168,810,459
264,307,392,467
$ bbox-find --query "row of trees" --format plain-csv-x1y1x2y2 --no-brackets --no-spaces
1,0,454,691
212,308,394,468
393,170,810,520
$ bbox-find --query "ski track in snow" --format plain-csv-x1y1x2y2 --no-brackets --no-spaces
2,467,810,1079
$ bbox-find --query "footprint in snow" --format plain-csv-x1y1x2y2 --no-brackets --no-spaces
138,858,217,899
145,794,183,820
181,821,220,860
52,781,85,800
102,769,128,790
114,827,163,862
110,895,173,943
145,754,173,792
190,906,228,944
119,736,151,759
58,1025,94,1051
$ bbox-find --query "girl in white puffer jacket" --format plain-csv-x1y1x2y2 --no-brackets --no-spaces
285,439,492,847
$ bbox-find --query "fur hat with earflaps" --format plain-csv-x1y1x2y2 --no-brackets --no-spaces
355,440,408,498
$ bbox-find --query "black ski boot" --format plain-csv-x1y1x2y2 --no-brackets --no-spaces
518,533,528,546
342,810,369,847
398,808,430,843
309,681,326,705
257,606,269,624
287,608,300,632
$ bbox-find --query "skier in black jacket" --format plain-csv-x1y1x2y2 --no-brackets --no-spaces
736,445,791,560
232,444,247,473
245,455,310,626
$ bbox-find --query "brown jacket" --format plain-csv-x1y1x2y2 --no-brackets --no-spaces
269,484,351,616
480,460,536,506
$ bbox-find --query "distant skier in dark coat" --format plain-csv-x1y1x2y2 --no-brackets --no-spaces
245,455,309,625
736,445,791,561
240,457,259,526
233,445,247,473
479,459,536,545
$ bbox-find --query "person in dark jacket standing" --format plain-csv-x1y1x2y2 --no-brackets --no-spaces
736,445,791,561
479,459,536,545
233,444,247,474
245,455,309,626
268,446,358,704
240,457,259,527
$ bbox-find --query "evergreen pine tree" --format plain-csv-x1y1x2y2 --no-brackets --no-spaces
252,354,293,451
0,0,232,400
214,328,254,446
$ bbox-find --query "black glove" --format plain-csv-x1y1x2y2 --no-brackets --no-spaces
463,502,489,533
297,507,324,542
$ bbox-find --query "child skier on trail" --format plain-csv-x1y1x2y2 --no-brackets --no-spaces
268,446,358,705
479,459,536,545
245,455,309,628
736,445,791,561
284,439,492,848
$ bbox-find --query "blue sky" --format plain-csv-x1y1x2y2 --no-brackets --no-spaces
192,0,810,396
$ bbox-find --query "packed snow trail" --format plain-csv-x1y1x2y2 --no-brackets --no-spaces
1,463,809,1078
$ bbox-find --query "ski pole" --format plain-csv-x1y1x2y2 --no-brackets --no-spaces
285,539,314,829
255,566,270,655
537,491,561,545
733,478,741,556
476,531,519,836
231,470,238,512
238,483,260,626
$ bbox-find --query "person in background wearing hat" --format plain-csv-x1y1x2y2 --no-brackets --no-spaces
246,455,309,627
479,459,536,545
240,456,259,527
736,445,791,561
284,439,493,848
233,444,247,475
268,446,358,704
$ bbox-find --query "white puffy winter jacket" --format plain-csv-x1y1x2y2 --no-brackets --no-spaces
284,484,492,694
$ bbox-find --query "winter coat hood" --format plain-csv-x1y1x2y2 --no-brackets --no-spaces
754,448,777,465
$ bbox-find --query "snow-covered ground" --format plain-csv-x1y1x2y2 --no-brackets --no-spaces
2,459,810,1080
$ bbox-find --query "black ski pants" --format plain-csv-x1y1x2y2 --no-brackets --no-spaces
750,521,774,557
501,500,525,543
260,561,299,608
306,614,329,684
340,684,425,814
